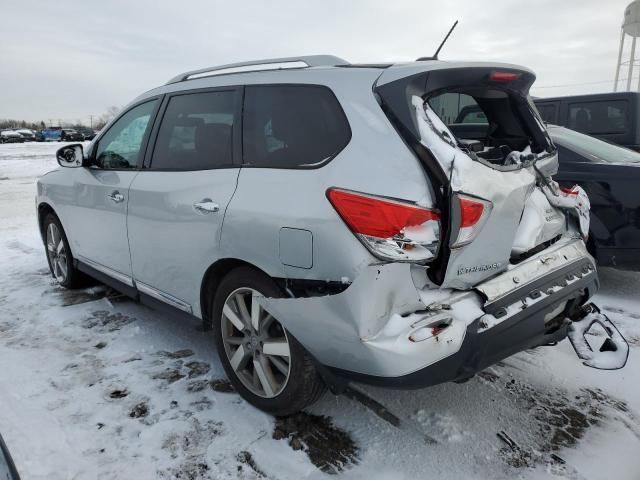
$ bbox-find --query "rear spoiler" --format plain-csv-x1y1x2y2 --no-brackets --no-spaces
375,61,535,88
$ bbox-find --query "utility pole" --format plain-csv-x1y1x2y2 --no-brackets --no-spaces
89,115,94,129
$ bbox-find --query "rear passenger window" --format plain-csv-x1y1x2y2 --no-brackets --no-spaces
568,100,627,135
151,90,238,170
242,85,350,168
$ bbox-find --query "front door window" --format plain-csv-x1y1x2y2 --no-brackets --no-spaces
94,100,158,169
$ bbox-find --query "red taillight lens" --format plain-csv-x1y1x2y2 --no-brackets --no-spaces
459,196,486,227
327,188,441,262
452,194,492,248
327,188,439,238
560,186,579,196
489,71,521,83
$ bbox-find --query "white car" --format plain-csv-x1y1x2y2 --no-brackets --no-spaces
36,55,630,415
0,130,25,143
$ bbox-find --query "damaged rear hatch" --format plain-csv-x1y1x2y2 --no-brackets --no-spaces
375,62,589,289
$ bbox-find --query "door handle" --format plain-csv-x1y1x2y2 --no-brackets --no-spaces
107,191,125,203
194,199,220,214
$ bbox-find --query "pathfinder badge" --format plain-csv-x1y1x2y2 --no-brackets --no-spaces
457,263,501,275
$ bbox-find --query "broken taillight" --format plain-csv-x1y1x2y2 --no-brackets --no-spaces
452,194,492,248
560,186,579,196
327,188,440,262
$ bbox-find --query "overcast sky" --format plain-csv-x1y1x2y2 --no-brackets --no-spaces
0,0,634,124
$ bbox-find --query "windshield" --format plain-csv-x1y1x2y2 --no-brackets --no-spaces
549,126,640,163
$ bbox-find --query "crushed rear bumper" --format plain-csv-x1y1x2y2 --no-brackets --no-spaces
259,237,599,385
331,268,598,388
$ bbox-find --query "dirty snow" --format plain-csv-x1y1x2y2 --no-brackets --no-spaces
1,142,640,479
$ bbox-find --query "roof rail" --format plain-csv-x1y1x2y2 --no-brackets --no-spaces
166,55,350,84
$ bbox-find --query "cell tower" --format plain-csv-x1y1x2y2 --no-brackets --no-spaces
614,0,640,91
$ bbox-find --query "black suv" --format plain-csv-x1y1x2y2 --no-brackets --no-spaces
60,129,84,142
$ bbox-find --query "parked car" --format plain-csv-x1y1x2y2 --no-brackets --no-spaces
60,129,83,142
0,433,21,480
75,127,97,141
41,128,62,142
549,125,640,270
15,129,35,141
34,131,45,142
36,55,625,415
533,92,640,151
0,130,25,143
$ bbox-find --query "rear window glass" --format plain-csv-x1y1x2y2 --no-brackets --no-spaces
428,93,488,125
568,100,627,135
535,103,558,124
152,90,237,170
242,85,350,168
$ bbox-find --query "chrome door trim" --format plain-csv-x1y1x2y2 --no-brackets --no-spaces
136,281,193,314
77,255,135,287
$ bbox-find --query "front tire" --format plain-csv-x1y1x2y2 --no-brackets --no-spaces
211,266,326,416
43,213,85,288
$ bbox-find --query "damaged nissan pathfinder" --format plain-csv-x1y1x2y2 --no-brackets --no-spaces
37,55,629,415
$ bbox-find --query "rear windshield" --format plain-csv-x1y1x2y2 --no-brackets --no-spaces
550,126,640,163
375,66,552,171
427,88,547,164
430,94,488,125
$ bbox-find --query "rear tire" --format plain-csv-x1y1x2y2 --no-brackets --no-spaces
43,213,86,289
211,266,326,416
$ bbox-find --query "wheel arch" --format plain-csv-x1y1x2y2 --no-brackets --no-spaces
200,258,283,330
37,202,58,242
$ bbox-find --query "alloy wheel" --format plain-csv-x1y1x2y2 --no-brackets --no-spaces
46,223,68,283
220,287,291,398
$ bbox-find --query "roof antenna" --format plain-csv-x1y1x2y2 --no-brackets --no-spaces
417,20,459,61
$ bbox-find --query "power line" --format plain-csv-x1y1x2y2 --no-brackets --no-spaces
534,78,638,89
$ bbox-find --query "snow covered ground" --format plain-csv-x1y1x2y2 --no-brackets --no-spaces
1,142,639,480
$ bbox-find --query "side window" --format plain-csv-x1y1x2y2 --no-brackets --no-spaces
535,103,558,124
568,100,628,134
151,90,238,170
243,85,351,168
95,100,157,169
428,93,488,125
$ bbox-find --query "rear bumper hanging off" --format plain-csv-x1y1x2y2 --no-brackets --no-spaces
568,303,629,370
258,238,625,387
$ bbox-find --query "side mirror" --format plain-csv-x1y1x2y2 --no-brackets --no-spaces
56,143,84,168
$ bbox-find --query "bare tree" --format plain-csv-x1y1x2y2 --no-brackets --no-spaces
94,106,121,130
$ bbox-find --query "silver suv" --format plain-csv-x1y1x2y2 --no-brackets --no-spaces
36,55,626,415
